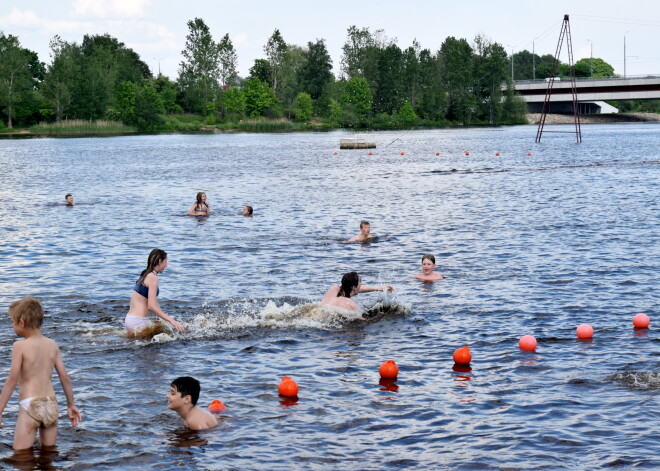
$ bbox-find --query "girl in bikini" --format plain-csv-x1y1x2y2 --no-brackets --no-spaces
188,192,210,216
320,272,393,312
124,249,185,337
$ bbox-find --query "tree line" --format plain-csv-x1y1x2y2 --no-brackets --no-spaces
4,21,626,132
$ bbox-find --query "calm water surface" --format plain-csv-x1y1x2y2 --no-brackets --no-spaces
0,124,658,470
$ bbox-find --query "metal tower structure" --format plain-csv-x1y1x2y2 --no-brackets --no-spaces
535,14,582,143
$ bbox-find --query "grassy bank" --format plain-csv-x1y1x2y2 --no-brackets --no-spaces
29,120,136,136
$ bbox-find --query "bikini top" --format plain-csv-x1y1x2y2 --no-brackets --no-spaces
134,281,159,298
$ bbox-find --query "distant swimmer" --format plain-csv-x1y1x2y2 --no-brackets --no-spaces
124,249,185,337
320,272,394,312
242,205,253,216
167,377,217,431
347,220,376,242
188,192,210,217
64,194,74,206
413,254,445,282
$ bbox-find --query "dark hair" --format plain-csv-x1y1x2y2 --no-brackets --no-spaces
338,272,360,298
137,248,167,285
359,221,370,228
9,297,44,329
65,194,72,199
195,192,208,212
422,254,436,264
244,205,253,215
171,376,200,405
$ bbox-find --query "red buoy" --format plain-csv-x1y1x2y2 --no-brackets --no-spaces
519,335,537,351
633,313,650,329
278,376,299,397
208,400,227,413
576,324,594,339
379,360,399,379
453,346,472,365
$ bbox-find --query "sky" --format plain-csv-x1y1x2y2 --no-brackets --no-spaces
2,0,659,80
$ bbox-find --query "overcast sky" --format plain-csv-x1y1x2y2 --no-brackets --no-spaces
2,0,659,79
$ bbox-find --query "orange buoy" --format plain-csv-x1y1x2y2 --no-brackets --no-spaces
208,400,227,413
333,152,337,155
633,313,650,329
453,346,472,365
379,360,399,379
519,335,537,351
465,152,470,156
576,324,594,339
495,152,500,156
435,152,440,156
368,152,373,155
527,152,532,156
278,376,299,397
400,152,405,155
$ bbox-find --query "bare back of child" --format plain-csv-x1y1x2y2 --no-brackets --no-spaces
0,298,81,450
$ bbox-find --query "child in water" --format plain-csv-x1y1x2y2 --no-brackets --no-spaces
64,194,74,206
413,254,445,281
242,205,253,216
188,192,210,216
347,221,375,242
320,272,394,312
0,297,82,450
167,377,218,431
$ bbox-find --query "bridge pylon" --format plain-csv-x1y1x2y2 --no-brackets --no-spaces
535,14,582,143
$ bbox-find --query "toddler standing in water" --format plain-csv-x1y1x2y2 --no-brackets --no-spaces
0,297,82,450
413,254,445,281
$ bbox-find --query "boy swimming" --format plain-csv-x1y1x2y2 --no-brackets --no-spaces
0,297,82,450
347,221,375,242
167,377,218,431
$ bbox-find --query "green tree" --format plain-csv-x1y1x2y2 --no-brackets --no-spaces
263,29,288,99
402,40,421,108
42,36,79,121
439,36,475,124
114,80,138,124
221,86,246,119
341,76,372,126
396,101,418,126
135,83,164,131
297,39,333,115
574,57,614,77
473,35,509,124
293,92,312,122
340,26,381,80
177,18,220,113
373,43,404,115
243,77,276,118
0,33,35,128
416,49,447,121
217,33,238,87
248,59,273,87
152,75,182,113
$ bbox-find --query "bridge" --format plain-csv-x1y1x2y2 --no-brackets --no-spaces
514,75,660,113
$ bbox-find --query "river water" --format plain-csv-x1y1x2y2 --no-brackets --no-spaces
0,124,658,470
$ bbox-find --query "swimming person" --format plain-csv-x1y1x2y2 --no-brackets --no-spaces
167,377,218,431
413,254,445,281
124,249,185,336
0,297,82,450
188,192,210,217
320,272,394,312
64,194,74,206
242,205,253,216
347,221,375,242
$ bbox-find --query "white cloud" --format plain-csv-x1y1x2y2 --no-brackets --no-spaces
72,0,152,19
1,8,93,34
233,32,248,47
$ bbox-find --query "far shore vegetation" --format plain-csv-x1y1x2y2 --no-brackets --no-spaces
1,21,658,136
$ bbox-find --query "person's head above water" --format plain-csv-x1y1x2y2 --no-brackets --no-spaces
338,272,361,298
170,376,200,406
65,194,74,206
138,248,168,283
359,221,371,236
243,205,253,216
422,254,436,264
196,192,207,206
8,297,44,330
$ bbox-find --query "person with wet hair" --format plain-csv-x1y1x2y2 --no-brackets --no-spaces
166,376,217,431
242,205,253,216
188,192,210,216
64,194,74,206
413,254,445,281
124,249,185,336
320,272,394,312
347,221,374,242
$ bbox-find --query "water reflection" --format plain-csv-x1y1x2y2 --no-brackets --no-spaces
165,428,208,448
1,446,58,471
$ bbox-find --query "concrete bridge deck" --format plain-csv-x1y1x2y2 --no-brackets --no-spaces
514,75,660,102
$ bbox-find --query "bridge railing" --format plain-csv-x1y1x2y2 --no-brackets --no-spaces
514,74,660,85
